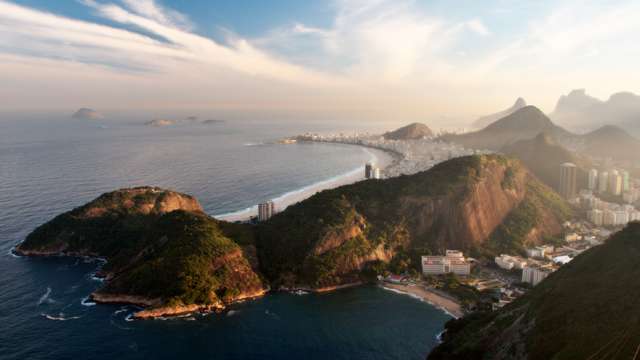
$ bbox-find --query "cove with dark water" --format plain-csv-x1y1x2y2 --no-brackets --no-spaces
0,117,450,359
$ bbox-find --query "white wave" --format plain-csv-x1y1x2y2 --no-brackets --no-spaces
124,313,135,322
215,164,366,222
80,296,96,307
243,142,265,147
292,290,309,296
113,308,128,315
41,313,81,321
226,310,239,317
87,272,105,282
436,330,446,343
37,287,54,305
8,247,21,258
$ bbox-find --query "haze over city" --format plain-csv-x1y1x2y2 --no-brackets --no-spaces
2,0,640,124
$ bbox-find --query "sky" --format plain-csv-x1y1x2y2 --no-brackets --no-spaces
1,0,640,124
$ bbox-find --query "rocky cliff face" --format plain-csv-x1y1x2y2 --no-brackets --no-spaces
257,155,571,289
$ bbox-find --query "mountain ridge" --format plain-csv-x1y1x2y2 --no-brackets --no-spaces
472,98,527,129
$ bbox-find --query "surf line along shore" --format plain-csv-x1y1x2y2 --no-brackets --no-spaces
214,143,398,223
381,282,465,319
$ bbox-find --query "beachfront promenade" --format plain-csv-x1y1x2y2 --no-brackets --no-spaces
291,133,490,178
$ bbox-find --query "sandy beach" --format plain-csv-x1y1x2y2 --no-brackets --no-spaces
381,282,464,319
214,144,395,222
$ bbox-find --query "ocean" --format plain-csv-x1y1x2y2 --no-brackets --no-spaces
0,116,450,359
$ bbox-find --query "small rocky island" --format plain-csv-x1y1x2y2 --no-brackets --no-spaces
16,155,571,319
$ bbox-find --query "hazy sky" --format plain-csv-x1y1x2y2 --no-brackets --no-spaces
1,0,639,123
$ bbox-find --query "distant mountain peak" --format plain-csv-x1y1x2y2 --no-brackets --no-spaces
471,97,527,129
514,97,526,107
383,122,433,140
486,105,553,131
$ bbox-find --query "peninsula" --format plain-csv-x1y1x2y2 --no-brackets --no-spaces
16,154,572,319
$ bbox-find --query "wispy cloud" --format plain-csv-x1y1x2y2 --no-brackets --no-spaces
1,0,640,122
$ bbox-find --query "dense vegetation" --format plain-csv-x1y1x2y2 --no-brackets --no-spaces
256,155,486,287
104,211,263,307
256,155,570,288
484,179,572,257
429,222,640,360
17,188,265,309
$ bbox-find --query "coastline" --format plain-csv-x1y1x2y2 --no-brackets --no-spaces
214,143,397,222
381,282,464,319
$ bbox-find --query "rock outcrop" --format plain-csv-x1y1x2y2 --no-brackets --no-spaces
72,108,103,120
383,122,434,140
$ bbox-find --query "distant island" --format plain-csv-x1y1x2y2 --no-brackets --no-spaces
72,108,103,120
202,119,225,124
144,119,174,127
144,118,225,127
15,154,571,319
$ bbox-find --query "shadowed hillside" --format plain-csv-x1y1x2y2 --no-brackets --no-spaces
502,132,590,190
428,222,640,360
442,106,574,151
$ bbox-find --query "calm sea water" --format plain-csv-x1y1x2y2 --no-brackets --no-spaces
0,116,450,359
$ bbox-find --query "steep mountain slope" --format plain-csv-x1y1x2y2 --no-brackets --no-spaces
15,187,267,318
442,106,574,151
383,122,434,140
256,154,571,289
502,132,590,190
583,125,640,161
428,222,640,360
472,98,527,129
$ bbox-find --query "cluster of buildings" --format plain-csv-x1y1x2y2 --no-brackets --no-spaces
421,250,472,276
587,168,631,196
364,163,382,179
559,164,637,203
579,191,640,227
492,221,606,287
292,132,489,179
257,201,276,222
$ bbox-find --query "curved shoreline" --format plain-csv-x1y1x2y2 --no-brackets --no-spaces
380,283,464,319
213,143,397,222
